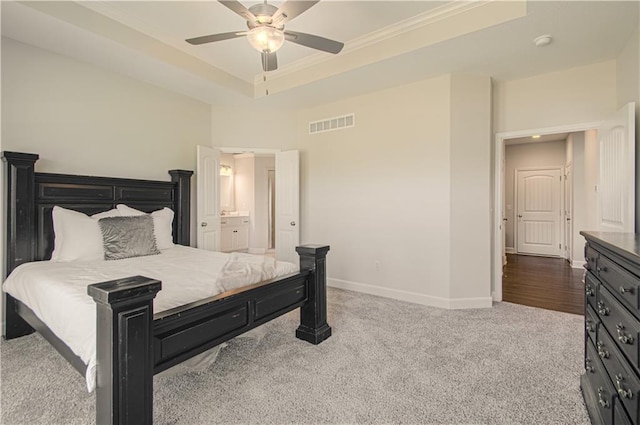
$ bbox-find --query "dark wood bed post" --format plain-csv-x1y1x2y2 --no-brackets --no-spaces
296,245,332,344
168,170,192,246
2,151,39,339
88,276,161,425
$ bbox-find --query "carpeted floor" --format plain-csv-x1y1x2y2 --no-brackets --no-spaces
0,288,590,425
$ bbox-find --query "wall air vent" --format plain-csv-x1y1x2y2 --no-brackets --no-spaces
309,113,355,135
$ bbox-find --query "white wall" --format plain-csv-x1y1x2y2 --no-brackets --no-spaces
504,140,567,249
493,61,618,133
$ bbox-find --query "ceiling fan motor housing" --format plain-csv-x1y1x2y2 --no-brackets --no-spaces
247,3,279,28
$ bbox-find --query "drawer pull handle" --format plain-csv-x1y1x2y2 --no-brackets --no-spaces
585,357,595,373
620,286,634,295
616,323,634,344
597,341,610,359
615,374,633,399
597,266,608,273
586,319,595,333
597,387,610,408
585,285,595,297
597,301,610,316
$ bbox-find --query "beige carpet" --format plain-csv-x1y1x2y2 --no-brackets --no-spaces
1,287,590,424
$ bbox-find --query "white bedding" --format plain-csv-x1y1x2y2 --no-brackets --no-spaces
2,246,298,391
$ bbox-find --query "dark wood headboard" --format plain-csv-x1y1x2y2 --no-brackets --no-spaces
2,151,193,277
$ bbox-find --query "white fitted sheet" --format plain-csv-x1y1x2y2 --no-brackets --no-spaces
2,246,298,391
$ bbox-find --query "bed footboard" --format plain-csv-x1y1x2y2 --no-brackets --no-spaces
88,245,331,425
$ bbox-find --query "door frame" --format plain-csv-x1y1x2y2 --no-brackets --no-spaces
564,162,573,263
493,120,602,302
513,166,564,257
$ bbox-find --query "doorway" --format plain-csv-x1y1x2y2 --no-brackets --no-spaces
492,102,636,303
196,145,301,264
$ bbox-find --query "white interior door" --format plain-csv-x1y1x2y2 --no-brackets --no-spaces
564,164,573,261
275,150,300,264
516,168,563,256
196,145,221,251
598,102,636,232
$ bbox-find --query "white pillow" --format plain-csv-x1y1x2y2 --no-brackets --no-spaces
116,204,175,250
50,206,120,262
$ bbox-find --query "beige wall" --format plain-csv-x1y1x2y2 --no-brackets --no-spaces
211,105,297,150
2,38,211,180
296,74,492,308
1,38,213,332
615,26,640,229
449,74,492,300
504,140,567,249
493,61,617,133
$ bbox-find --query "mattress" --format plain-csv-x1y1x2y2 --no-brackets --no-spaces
2,246,298,391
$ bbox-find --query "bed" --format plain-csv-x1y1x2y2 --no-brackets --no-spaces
1,151,331,425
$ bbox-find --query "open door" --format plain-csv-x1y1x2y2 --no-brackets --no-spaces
275,150,300,264
196,145,221,251
598,102,636,232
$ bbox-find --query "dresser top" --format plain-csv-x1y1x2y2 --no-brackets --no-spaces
580,231,640,265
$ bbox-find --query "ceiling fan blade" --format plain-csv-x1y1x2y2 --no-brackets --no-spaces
218,0,257,23
271,0,319,25
186,31,244,45
284,30,344,54
261,51,278,72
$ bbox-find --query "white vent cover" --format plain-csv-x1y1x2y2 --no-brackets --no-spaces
309,113,355,135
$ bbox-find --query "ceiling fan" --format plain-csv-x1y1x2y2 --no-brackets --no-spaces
186,0,344,72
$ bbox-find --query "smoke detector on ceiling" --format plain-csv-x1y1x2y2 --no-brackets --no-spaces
533,35,553,47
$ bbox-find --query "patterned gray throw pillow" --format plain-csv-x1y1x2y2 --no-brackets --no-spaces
98,215,160,260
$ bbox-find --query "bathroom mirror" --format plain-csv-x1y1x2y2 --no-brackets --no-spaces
220,175,234,211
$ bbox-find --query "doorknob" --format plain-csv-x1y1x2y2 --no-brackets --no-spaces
290,221,296,226
566,217,571,221
518,214,523,218
201,222,208,227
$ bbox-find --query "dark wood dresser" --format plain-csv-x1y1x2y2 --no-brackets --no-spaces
581,231,640,425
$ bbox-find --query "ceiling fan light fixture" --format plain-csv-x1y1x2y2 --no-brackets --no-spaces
247,26,284,53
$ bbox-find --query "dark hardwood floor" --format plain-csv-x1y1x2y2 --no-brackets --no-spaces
502,254,584,315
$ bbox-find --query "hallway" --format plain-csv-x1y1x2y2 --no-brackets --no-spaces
502,254,584,315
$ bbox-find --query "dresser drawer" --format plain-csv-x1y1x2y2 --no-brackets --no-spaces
599,255,640,313
587,304,600,343
586,271,599,310
598,285,640,371
586,245,599,273
585,339,616,425
596,328,640,424
616,403,633,425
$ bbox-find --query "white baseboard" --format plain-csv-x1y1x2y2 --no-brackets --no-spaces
328,278,493,310
571,259,586,269
505,247,516,254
